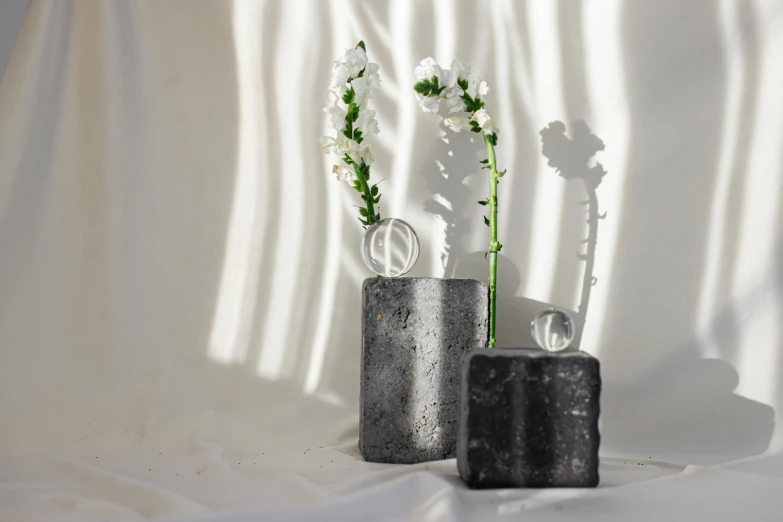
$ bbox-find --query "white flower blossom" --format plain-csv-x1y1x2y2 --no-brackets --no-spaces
360,143,376,166
356,107,379,136
444,116,473,133
321,134,361,160
476,80,489,100
451,60,474,80
451,60,480,96
417,93,441,113
415,57,457,91
320,135,339,155
438,67,458,90
472,108,499,134
324,103,346,132
445,89,466,113
330,65,350,97
335,47,368,79
352,76,373,106
332,164,355,182
414,57,442,81
364,62,381,87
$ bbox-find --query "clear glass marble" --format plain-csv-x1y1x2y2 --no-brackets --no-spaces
531,308,575,352
361,218,420,277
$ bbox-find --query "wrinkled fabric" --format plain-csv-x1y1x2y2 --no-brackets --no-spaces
1,1,782,520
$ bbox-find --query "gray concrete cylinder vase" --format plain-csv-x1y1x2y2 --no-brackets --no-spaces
360,277,489,464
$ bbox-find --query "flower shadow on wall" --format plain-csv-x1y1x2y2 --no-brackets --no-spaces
422,130,478,279
444,120,608,349
539,120,607,348
537,121,774,462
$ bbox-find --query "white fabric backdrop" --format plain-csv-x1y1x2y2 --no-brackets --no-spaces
1,0,782,520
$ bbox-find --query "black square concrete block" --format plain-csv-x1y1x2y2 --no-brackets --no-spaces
361,277,489,464
458,348,601,488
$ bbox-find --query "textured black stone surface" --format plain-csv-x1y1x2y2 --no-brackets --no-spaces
360,277,489,464
458,348,601,488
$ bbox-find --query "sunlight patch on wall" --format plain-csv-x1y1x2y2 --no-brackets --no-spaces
208,0,266,366
304,0,353,395
489,0,517,251
733,7,783,412
388,0,415,220
430,0,457,277
432,0,457,67
696,0,748,359
577,0,630,357
257,2,310,380
522,0,566,304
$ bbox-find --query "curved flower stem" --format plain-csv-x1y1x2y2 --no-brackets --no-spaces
483,132,499,347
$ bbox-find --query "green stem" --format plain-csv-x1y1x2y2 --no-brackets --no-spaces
483,132,498,347
353,162,377,225
347,98,378,226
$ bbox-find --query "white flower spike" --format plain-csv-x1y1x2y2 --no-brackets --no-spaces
323,41,383,228
412,58,498,140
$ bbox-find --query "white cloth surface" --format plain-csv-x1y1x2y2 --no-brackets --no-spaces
1,0,782,520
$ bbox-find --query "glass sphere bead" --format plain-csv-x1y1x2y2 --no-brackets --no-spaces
361,218,420,277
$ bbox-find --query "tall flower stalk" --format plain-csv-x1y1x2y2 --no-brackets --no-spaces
322,41,382,227
413,58,505,347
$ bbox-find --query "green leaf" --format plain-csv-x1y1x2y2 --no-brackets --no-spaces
489,133,498,146
479,159,489,164
359,207,368,217
359,217,369,226
414,79,432,95
497,243,503,252
484,216,490,227
497,169,506,178
470,121,481,133
356,40,366,51
371,185,379,196
359,161,370,180
373,195,381,204
342,88,355,105
457,77,468,91
478,199,488,206
354,130,363,144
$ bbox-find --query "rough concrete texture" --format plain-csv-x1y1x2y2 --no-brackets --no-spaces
458,348,601,488
360,277,489,464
